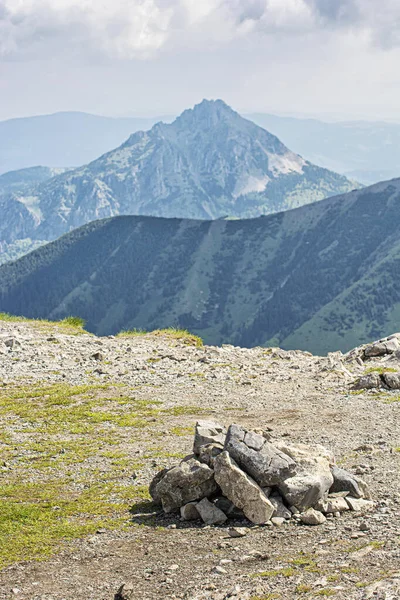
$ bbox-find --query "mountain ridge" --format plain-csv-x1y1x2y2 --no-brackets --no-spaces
0,99,357,264
1,176,399,354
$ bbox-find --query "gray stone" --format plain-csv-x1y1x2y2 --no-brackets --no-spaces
214,451,274,525
330,466,371,499
276,441,335,465
149,468,170,504
198,442,224,467
384,338,400,353
382,372,400,389
276,443,334,511
271,516,285,526
269,495,292,519
314,496,350,514
364,343,388,358
354,373,382,390
244,430,265,451
224,424,296,487
346,497,374,512
228,527,247,538
196,497,227,525
155,458,218,513
300,508,327,525
193,420,226,455
279,472,332,512
180,502,200,521
214,496,244,519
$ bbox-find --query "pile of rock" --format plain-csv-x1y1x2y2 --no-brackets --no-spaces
149,421,373,527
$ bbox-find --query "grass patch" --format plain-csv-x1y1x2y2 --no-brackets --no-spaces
251,567,295,578
250,595,281,600
364,367,397,374
0,313,87,335
117,327,203,347
0,382,165,568
295,584,311,594
170,425,194,436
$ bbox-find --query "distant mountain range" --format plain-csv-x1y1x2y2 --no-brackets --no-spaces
248,114,400,185
1,177,400,355
1,107,400,185
0,112,170,175
0,100,357,264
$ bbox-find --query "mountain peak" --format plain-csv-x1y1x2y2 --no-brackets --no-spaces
173,99,239,128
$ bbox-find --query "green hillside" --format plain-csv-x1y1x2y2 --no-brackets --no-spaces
1,178,399,354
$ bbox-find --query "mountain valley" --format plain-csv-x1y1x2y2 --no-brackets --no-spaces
1,177,400,354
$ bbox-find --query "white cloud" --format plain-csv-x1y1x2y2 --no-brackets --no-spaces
0,0,399,61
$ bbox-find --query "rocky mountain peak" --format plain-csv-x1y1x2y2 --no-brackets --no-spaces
174,98,239,129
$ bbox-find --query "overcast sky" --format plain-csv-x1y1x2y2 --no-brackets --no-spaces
1,0,400,122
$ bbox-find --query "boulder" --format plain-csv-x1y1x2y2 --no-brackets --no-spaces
279,472,332,512
196,497,227,525
154,458,218,513
364,343,388,358
180,502,200,521
384,338,400,353
193,420,226,455
224,424,296,487
300,508,326,526
214,451,274,525
353,373,382,390
276,442,334,511
214,496,244,519
330,466,371,499
346,497,374,512
198,442,224,468
315,496,350,514
149,468,170,504
269,495,292,520
382,372,400,390
276,441,335,465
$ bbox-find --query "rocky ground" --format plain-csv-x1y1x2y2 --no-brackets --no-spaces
0,320,399,600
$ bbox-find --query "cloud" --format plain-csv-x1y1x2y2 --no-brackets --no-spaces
0,0,399,61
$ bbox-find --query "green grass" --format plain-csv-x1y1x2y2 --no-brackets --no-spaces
364,367,397,374
117,327,203,347
0,313,87,334
251,567,295,578
0,382,170,568
250,595,281,600
295,584,312,594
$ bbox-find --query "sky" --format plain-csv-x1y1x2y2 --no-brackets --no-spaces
1,0,400,122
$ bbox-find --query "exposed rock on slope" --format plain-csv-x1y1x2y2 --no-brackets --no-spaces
1,177,400,353
0,99,357,263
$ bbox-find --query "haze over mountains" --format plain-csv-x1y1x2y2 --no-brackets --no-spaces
248,114,400,185
0,100,357,264
2,106,400,186
0,112,170,175
2,177,400,355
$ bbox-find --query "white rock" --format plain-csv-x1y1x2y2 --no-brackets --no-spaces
300,508,327,526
